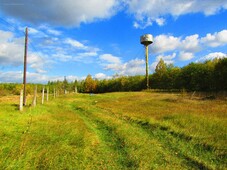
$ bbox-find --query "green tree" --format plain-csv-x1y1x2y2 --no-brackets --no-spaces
84,74,97,93
155,58,167,75
214,58,227,91
152,59,168,89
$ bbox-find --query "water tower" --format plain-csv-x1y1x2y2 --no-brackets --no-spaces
140,34,153,89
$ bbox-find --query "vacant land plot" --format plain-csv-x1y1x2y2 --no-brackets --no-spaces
0,92,226,169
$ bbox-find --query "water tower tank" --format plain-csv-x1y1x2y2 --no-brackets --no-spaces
140,34,153,46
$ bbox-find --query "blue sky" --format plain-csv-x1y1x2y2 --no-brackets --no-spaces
0,0,227,83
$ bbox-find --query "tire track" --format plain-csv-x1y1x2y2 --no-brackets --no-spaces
73,105,139,169
72,100,192,169
95,104,221,170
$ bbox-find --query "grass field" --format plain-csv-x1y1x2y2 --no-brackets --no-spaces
0,92,226,169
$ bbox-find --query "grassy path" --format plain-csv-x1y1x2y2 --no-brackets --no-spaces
0,92,226,169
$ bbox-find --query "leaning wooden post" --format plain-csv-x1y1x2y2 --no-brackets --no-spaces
41,87,45,104
32,85,37,107
46,87,49,102
19,89,23,111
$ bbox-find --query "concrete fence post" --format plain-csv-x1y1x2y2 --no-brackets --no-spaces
42,87,45,105
19,89,23,111
47,87,49,102
32,85,37,107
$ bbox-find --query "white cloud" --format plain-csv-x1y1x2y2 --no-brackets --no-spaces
0,30,24,66
52,53,73,62
156,53,176,62
197,52,227,62
46,29,61,36
101,57,145,76
181,34,200,52
27,27,39,34
38,25,61,36
0,30,52,73
64,38,87,49
28,52,50,73
94,73,111,80
133,22,140,29
151,34,180,53
0,0,120,26
18,27,47,38
77,52,98,58
120,59,145,75
0,70,80,83
0,71,23,83
155,18,165,26
125,0,227,28
201,30,227,47
0,30,13,43
179,52,194,61
99,54,121,64
151,30,227,55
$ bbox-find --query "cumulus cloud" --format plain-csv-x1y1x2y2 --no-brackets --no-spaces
156,53,176,62
181,34,200,52
201,30,227,47
120,59,145,75
179,52,194,61
197,52,227,62
151,34,200,54
0,71,47,83
125,0,227,28
0,0,120,26
102,57,145,76
0,70,81,83
151,34,180,54
0,30,51,73
151,30,227,55
0,30,24,66
1,1,226,29
94,73,112,79
99,54,121,64
0,71,22,83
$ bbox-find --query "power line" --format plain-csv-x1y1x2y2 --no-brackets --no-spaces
0,17,25,36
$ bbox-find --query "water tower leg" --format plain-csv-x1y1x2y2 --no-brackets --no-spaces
145,45,149,89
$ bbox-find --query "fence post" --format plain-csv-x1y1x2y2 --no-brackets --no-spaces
75,86,77,93
54,88,56,99
32,85,37,107
42,87,45,104
46,87,49,102
19,89,23,111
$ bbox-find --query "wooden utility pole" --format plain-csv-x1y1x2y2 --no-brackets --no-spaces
23,27,28,106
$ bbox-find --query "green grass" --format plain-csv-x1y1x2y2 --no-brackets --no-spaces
0,92,226,169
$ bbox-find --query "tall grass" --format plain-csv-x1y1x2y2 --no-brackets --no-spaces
0,92,226,169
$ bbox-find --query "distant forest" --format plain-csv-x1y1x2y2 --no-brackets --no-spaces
0,58,227,95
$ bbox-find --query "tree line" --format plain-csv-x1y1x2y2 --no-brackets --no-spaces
79,58,227,93
0,58,226,95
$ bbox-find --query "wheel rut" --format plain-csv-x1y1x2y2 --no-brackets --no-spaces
73,105,139,169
